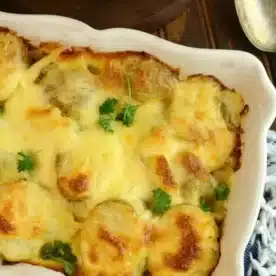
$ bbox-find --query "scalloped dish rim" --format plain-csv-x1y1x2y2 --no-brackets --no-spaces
0,10,276,276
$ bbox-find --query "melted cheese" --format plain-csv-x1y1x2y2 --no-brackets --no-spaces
1,80,77,190
148,205,219,276
0,31,246,276
0,181,79,262
78,201,146,276
0,31,27,101
170,75,243,171
58,127,155,219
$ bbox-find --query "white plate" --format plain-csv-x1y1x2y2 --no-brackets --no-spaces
0,10,275,276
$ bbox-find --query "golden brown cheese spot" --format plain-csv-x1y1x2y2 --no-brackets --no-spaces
99,53,177,102
98,227,126,258
155,155,177,189
182,152,210,181
25,107,69,130
0,215,14,234
58,173,90,201
0,196,18,235
195,111,204,120
88,248,98,264
147,225,164,247
133,68,146,89
165,214,200,271
2,201,13,219
68,174,89,193
26,107,53,118
144,155,178,195
101,60,124,92
0,181,78,262
140,127,169,158
148,205,219,275
79,201,146,275
153,127,166,140
39,42,63,53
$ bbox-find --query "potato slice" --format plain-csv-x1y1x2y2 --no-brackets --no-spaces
170,75,245,171
148,204,219,276
0,181,78,263
0,28,28,100
34,59,96,116
57,130,124,201
79,201,146,276
94,52,178,103
34,48,178,118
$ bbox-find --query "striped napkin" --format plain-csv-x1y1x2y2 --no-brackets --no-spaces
245,130,276,276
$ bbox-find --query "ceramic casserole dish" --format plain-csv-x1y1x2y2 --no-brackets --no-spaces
0,10,275,276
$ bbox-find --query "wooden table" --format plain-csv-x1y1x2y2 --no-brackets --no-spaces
157,0,276,130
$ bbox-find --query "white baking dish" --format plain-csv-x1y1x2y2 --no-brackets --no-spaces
0,10,275,276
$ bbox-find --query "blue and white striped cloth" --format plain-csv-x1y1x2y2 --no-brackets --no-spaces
245,130,276,276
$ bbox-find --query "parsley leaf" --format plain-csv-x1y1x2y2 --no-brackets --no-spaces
99,98,118,115
40,241,77,276
17,152,35,172
116,104,138,127
215,184,230,201
151,188,172,215
98,115,114,133
115,75,139,127
97,77,138,131
200,198,211,212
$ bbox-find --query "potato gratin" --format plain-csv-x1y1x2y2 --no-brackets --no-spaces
0,28,247,276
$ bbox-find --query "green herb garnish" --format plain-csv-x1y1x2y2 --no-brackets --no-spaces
215,184,230,201
151,188,172,215
200,198,211,212
17,152,35,173
116,75,139,127
99,98,118,115
40,241,77,276
116,104,138,127
98,115,114,133
97,76,138,132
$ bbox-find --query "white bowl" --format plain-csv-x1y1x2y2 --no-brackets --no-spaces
0,11,275,276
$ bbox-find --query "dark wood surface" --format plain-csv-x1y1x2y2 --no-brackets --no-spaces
0,0,275,128
0,0,191,32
